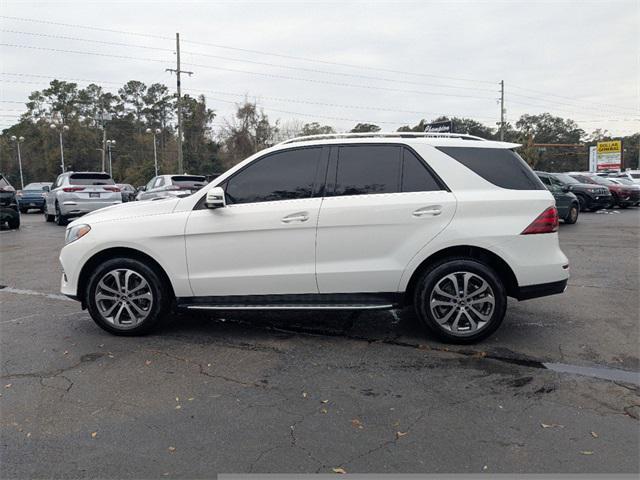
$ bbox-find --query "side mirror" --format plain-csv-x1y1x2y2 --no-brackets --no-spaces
561,185,570,193
205,187,226,209
43,186,50,192
138,186,146,191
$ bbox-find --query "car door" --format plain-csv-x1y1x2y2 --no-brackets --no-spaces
548,175,572,216
184,146,327,297
316,144,456,293
45,175,63,214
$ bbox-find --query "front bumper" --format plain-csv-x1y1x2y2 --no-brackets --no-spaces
586,194,612,209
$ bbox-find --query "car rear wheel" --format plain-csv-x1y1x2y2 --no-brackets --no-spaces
54,202,68,226
7,216,20,229
86,258,171,335
564,203,579,224
413,258,507,344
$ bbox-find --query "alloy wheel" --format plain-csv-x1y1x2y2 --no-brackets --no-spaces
429,271,495,336
95,269,154,329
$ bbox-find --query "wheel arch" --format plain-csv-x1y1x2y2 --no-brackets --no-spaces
77,247,176,308
403,245,519,304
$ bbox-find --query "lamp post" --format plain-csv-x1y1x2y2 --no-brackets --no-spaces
50,123,69,173
10,135,25,189
146,128,161,176
106,139,116,178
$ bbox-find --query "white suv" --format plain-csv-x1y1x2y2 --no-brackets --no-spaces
60,133,569,343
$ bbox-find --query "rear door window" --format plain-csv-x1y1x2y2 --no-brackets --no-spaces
401,148,443,192
333,145,400,196
437,147,545,190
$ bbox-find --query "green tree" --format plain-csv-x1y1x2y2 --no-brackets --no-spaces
301,122,335,136
350,123,381,133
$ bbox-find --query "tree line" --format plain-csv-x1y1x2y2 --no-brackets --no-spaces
0,79,637,188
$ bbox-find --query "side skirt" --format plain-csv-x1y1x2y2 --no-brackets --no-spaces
176,292,402,311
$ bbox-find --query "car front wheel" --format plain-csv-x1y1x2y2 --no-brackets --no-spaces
85,258,171,335
413,258,507,344
54,203,68,226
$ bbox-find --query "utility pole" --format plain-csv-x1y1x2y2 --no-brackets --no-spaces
166,33,193,174
499,80,505,142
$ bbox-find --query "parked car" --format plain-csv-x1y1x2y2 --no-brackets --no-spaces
136,175,207,201
117,184,137,203
44,172,122,226
0,174,20,229
535,172,579,224
60,132,570,344
548,173,611,212
17,182,52,213
612,170,640,184
608,178,640,206
569,173,638,208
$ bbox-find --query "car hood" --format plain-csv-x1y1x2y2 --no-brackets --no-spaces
70,197,180,226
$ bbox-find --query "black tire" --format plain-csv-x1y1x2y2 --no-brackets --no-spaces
44,209,54,222
19,208,27,214
413,258,507,344
54,202,68,226
85,257,172,336
7,216,20,229
564,203,579,224
575,194,587,212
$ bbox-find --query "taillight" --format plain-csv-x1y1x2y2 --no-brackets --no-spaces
103,186,121,192
63,187,86,192
521,207,559,235
16,190,22,197
164,185,181,191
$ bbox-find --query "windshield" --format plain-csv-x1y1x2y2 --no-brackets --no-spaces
69,173,115,185
614,178,634,185
553,173,580,185
587,176,614,185
569,174,596,184
631,173,640,179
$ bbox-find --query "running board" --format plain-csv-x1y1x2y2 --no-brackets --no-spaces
176,292,401,311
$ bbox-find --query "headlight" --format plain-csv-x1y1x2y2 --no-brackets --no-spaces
587,188,597,193
65,224,91,245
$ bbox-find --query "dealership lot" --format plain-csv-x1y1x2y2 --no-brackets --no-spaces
1,211,638,475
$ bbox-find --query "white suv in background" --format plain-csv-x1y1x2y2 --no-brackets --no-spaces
59,133,569,343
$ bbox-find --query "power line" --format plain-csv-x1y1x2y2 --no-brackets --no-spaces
0,15,497,86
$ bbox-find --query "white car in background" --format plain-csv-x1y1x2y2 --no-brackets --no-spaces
136,174,207,201
44,172,121,226
611,170,640,184
59,132,569,343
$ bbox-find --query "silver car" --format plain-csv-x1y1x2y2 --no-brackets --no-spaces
136,174,207,201
44,172,122,226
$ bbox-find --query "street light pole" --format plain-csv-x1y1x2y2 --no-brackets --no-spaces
10,135,25,189
146,128,161,176
106,139,116,178
50,123,69,173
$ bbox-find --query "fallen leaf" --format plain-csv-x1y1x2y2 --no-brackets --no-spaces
175,405,181,410
396,431,408,439
541,423,564,429
580,451,594,455
168,446,176,453
26,432,31,438
145,360,152,366
63,351,69,355
351,419,363,429
207,363,211,367
4,384,11,389
321,399,329,404
591,431,598,438
320,408,328,414
332,467,346,474
175,397,179,402
302,392,307,398
91,431,97,438
188,397,194,401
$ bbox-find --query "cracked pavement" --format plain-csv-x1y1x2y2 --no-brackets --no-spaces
1,211,638,476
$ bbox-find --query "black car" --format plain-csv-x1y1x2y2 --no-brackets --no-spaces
536,172,579,224
117,184,137,202
0,174,20,229
549,173,612,212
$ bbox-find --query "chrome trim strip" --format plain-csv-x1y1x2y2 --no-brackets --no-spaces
184,304,394,311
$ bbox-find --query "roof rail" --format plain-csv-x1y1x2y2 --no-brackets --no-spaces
277,131,488,145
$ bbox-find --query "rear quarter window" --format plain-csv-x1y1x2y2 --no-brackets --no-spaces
437,147,545,190
69,173,115,185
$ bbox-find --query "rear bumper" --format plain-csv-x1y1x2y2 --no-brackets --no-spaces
18,198,45,208
515,279,568,300
60,200,121,217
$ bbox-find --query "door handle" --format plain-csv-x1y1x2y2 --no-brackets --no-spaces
282,212,310,223
413,205,442,217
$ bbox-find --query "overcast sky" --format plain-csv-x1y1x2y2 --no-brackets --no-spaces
1,0,638,136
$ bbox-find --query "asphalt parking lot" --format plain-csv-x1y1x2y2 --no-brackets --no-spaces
1,210,639,476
